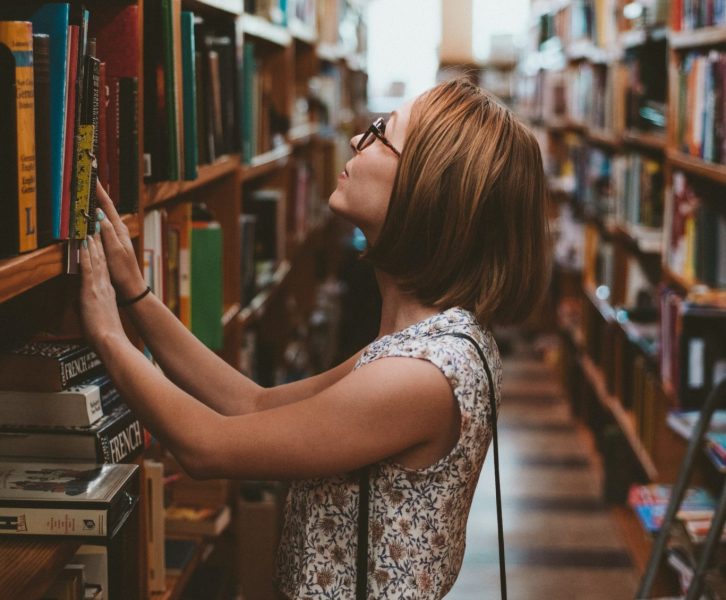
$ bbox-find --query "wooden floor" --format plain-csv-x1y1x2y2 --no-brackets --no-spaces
448,334,639,599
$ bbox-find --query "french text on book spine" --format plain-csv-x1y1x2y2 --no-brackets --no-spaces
107,420,143,463
61,352,102,386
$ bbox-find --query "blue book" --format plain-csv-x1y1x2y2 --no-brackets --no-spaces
31,3,70,240
181,11,197,180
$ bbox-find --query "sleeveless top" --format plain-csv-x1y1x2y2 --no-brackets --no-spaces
275,307,502,599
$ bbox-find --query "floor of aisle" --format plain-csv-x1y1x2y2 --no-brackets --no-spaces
448,334,639,600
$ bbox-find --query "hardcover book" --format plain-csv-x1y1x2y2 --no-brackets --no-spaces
32,33,52,248
0,372,120,427
0,403,145,463
0,461,138,538
0,20,37,256
31,3,70,240
0,341,103,392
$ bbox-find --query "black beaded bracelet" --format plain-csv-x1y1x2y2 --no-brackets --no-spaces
117,286,152,307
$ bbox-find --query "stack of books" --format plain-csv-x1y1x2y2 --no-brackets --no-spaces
0,339,145,464
629,483,716,533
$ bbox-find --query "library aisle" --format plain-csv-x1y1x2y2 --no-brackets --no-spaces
449,334,639,600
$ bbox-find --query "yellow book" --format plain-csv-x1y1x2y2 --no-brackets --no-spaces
0,21,37,253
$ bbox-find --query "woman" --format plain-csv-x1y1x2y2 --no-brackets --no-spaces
80,77,549,598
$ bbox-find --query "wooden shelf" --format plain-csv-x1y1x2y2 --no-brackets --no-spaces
580,353,659,481
221,302,241,328
316,42,345,62
240,145,291,182
144,156,240,209
0,539,81,599
240,13,291,47
289,19,317,45
587,128,621,149
669,26,726,50
288,122,321,146
238,260,291,329
0,213,138,304
667,150,726,186
619,27,668,49
622,130,666,152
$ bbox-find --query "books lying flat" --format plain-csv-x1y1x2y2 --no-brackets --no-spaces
165,503,231,537
0,373,120,427
0,461,138,538
666,409,726,440
0,404,144,463
0,341,103,392
629,484,716,532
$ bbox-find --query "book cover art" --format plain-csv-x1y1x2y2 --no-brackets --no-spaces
0,461,135,503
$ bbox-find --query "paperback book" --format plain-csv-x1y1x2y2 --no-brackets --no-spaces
0,461,138,538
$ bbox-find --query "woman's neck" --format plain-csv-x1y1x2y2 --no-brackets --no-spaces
375,270,440,338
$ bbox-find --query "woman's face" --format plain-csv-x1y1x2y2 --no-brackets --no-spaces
329,99,413,242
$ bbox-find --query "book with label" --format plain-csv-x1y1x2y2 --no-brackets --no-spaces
0,372,121,427
0,341,102,393
0,20,37,256
0,461,138,538
0,403,145,463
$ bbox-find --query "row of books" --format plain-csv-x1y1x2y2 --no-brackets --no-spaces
676,50,726,165
629,483,717,534
567,61,618,132
666,171,726,288
672,0,726,31
659,286,726,410
668,409,726,472
0,4,139,258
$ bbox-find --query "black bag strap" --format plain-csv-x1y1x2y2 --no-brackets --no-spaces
356,331,506,600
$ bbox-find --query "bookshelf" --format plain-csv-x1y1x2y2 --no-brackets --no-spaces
519,0,725,593
0,0,368,597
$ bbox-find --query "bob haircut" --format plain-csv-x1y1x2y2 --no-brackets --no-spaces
364,77,550,326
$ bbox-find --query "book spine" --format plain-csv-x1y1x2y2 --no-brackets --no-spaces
0,506,107,537
118,77,139,212
98,409,145,464
59,348,103,389
0,22,37,254
33,34,53,248
60,24,79,239
181,12,198,180
162,0,179,180
107,77,121,202
97,62,108,192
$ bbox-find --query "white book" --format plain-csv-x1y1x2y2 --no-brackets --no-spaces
0,383,104,427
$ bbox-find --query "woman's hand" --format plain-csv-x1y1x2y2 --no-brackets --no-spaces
80,235,128,352
95,182,147,300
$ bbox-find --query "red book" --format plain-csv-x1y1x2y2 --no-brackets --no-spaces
91,5,139,79
60,24,79,239
97,62,108,191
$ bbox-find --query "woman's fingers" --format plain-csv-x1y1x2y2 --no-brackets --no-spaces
80,240,92,277
96,181,125,233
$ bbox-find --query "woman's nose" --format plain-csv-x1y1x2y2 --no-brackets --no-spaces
350,134,362,154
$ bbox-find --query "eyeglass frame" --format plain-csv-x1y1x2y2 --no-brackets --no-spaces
356,117,401,157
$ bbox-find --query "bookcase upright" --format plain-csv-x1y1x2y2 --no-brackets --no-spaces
0,0,369,597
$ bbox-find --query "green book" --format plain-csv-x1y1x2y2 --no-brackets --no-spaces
191,221,223,350
241,41,256,164
162,0,179,180
181,11,198,180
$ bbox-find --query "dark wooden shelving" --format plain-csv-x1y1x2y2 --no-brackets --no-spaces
669,26,726,50
623,130,667,152
0,213,138,304
144,156,241,209
240,145,291,182
667,150,726,186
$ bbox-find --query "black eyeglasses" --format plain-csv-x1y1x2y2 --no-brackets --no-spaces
356,117,401,157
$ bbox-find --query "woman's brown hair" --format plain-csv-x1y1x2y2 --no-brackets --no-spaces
365,77,550,326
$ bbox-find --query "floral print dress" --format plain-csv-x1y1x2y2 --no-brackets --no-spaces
275,307,502,599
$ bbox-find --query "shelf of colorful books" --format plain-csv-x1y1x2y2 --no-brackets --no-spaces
580,353,659,480
240,13,292,47
238,259,292,330
623,130,667,152
288,122,322,146
289,19,317,45
144,156,241,209
669,26,726,50
240,144,292,182
666,150,726,186
0,213,139,305
0,539,82,599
